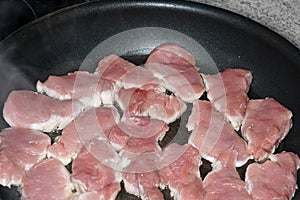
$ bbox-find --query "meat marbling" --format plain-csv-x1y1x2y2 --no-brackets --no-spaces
203,150,253,200
47,106,120,165
22,158,75,200
0,128,50,187
159,143,204,199
117,88,186,124
241,98,293,161
3,90,84,132
187,100,250,167
202,68,252,130
37,71,115,107
245,152,300,200
145,43,205,103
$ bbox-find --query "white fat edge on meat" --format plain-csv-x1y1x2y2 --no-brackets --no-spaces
201,73,242,130
123,178,140,197
28,100,83,132
244,164,255,195
244,174,253,195
235,155,252,167
29,114,74,132
23,150,48,171
77,96,102,108
168,185,180,199
175,85,201,103
187,141,216,164
71,177,88,194
109,141,124,152
201,150,250,168
156,130,167,142
46,149,73,166
227,115,243,131
186,118,196,132
100,90,115,105
0,172,22,188
38,81,115,108
119,151,141,197
146,64,202,103
117,150,132,170
36,80,72,100
148,98,187,124
85,138,121,169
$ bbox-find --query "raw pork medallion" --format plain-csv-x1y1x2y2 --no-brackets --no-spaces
121,151,163,200
107,115,168,152
37,71,115,107
22,158,75,200
95,54,136,83
187,100,250,167
159,143,204,200
71,146,121,198
119,67,165,92
0,128,50,187
241,98,293,161
203,150,253,200
245,152,300,200
47,106,120,165
146,43,196,66
145,43,205,103
3,90,84,132
202,68,253,130
117,88,186,124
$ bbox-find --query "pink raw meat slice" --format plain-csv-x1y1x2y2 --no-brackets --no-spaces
83,138,121,170
70,192,100,200
120,151,163,199
96,183,121,200
95,54,136,83
245,152,300,200
203,150,253,200
0,153,24,187
22,158,75,200
107,116,168,152
145,43,205,103
241,98,293,161
117,88,186,124
36,71,115,107
120,115,168,140
0,128,50,187
71,147,121,195
146,43,196,66
159,143,203,198
187,100,250,167
123,136,161,153
174,178,204,200
144,62,205,103
3,90,84,132
70,183,120,200
106,125,130,151
47,106,119,165
120,67,165,92
202,68,253,130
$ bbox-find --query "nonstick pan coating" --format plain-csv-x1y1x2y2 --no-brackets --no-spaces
0,1,300,199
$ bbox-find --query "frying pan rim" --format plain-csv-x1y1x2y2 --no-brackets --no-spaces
0,0,299,58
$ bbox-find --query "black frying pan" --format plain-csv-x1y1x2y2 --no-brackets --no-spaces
0,1,300,199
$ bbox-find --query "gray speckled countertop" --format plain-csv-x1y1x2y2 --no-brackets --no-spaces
189,0,300,50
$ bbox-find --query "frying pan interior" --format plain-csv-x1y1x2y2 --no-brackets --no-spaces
0,1,300,199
